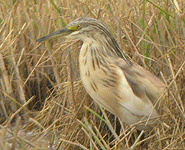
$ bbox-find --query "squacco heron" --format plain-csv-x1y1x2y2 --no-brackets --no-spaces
37,17,165,131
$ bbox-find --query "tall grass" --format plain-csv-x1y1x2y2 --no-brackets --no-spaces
0,0,184,149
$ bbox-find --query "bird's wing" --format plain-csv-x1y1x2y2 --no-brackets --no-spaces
115,58,165,108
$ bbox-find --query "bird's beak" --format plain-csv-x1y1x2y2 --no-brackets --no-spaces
36,28,70,42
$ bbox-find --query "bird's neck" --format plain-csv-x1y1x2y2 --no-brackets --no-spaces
79,41,118,74
81,35,130,64
84,40,120,58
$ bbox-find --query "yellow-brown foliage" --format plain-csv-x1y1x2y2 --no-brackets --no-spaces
0,0,184,149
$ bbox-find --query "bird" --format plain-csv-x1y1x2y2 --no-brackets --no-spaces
36,17,165,132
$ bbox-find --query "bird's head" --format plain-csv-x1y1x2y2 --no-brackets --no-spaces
36,17,109,42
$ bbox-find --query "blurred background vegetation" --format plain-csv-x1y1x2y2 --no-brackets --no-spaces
0,0,184,149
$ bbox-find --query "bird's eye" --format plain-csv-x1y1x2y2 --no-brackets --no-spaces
76,25,81,30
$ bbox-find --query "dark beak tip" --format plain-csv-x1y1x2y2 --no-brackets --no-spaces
36,37,45,42
36,39,41,42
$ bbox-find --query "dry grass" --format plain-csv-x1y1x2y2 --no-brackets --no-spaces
0,0,185,149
